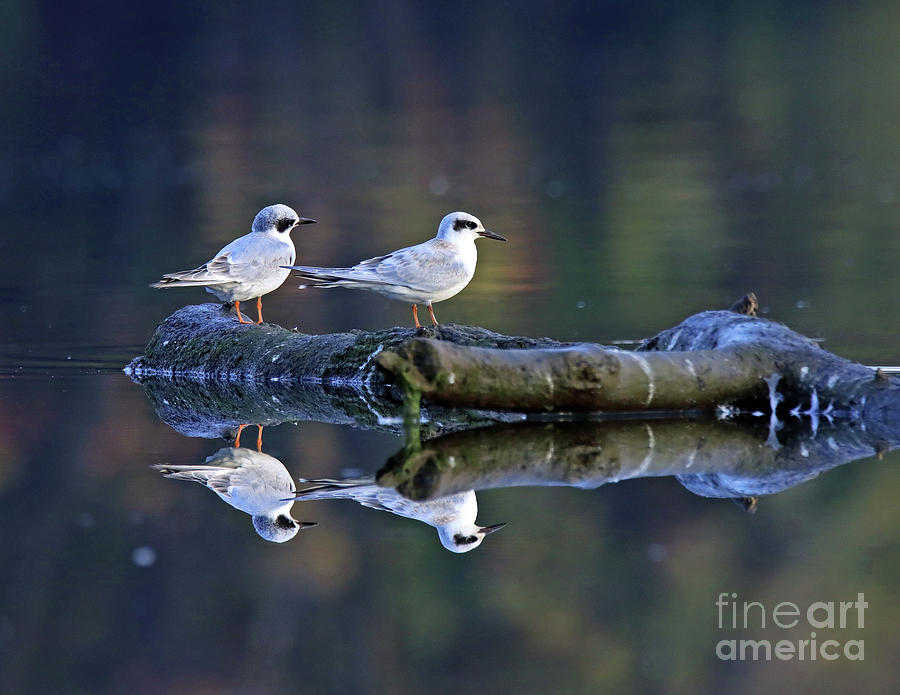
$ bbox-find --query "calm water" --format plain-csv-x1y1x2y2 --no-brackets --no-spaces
1,2,898,694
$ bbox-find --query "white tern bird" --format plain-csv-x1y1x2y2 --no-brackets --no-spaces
286,476,505,552
152,203,316,324
283,211,505,328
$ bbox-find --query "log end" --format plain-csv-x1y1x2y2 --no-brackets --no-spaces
729,292,759,316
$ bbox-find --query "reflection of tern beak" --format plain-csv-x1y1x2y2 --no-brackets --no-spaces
298,217,317,225
295,520,318,529
479,523,507,535
477,229,506,241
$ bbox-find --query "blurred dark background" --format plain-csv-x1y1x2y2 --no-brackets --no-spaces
0,1,898,693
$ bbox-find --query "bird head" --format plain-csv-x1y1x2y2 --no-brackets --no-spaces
252,204,317,235
252,513,317,543
436,212,506,243
438,522,507,553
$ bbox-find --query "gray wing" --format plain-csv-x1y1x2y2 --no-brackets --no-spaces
291,479,426,521
288,240,467,293
357,241,469,293
152,234,294,287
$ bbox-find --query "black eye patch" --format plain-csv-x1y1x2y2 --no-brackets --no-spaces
276,218,296,232
454,534,478,545
275,515,295,529
465,220,477,229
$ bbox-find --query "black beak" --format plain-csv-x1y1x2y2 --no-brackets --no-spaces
298,217,317,225
477,229,506,241
295,520,318,529
479,522,507,535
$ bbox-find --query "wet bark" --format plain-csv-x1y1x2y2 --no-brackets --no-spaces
376,338,776,412
126,302,569,384
376,310,899,421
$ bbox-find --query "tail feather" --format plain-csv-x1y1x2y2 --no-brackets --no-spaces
293,476,373,495
150,267,218,288
297,476,372,486
284,265,396,289
150,463,215,484
152,464,212,474
283,265,356,285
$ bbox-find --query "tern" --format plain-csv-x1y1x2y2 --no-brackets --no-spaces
283,211,505,328
286,477,505,553
152,203,316,324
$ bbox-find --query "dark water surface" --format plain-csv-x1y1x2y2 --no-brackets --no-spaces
1,2,898,694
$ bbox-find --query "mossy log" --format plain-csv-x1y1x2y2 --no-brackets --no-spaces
377,311,899,421
125,303,563,436
127,300,899,424
126,303,568,383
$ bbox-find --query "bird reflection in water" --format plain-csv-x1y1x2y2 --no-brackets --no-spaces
152,446,317,543
286,478,505,553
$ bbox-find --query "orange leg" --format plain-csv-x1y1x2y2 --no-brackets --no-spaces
234,301,253,324
427,304,439,326
255,296,264,324
412,304,422,329
234,423,247,447
255,424,263,451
